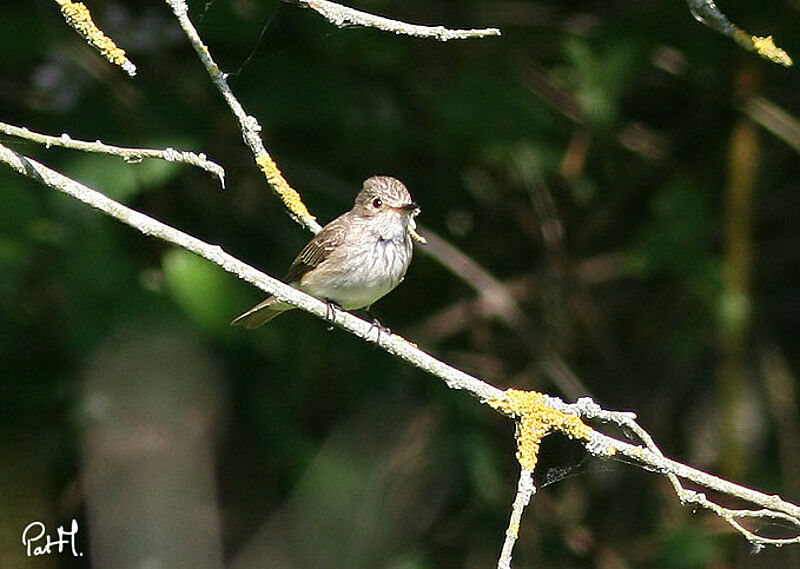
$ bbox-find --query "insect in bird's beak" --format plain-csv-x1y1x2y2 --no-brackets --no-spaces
406,205,426,244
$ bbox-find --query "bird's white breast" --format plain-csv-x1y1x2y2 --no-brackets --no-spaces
300,234,412,310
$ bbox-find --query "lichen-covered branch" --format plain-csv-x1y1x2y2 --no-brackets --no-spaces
53,0,137,76
687,0,792,66
0,121,225,187
164,0,321,233
292,0,501,41
491,390,598,471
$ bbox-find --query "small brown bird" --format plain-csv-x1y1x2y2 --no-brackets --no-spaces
232,176,424,328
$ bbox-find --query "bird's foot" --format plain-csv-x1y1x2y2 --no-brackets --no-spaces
325,300,344,330
365,306,391,342
370,318,392,342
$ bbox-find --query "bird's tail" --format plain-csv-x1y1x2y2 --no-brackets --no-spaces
231,297,294,328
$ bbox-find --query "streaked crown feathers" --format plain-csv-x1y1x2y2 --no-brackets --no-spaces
354,176,413,209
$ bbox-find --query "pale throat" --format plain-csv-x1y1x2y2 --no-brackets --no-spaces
377,212,411,242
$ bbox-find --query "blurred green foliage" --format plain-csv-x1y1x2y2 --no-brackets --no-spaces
658,526,725,569
1,0,799,567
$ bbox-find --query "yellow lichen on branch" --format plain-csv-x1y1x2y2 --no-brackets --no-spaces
55,0,137,76
688,1,792,67
491,389,594,471
749,35,793,67
255,155,317,227
732,26,793,67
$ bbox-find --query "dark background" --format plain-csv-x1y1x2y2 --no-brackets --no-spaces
1,1,799,568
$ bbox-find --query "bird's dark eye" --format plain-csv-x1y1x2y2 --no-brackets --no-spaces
372,198,383,209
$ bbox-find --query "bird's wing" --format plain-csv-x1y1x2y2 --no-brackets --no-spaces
285,214,350,283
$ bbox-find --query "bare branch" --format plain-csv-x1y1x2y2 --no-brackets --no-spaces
292,0,501,41
0,121,225,187
497,469,536,569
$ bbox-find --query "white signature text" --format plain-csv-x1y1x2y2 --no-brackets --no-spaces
22,519,83,557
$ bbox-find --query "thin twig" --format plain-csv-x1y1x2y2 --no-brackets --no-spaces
54,0,137,76
2,141,799,555
686,0,792,66
497,468,535,569
165,0,321,232
592,402,800,548
0,121,225,187
553,397,800,547
291,0,501,41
